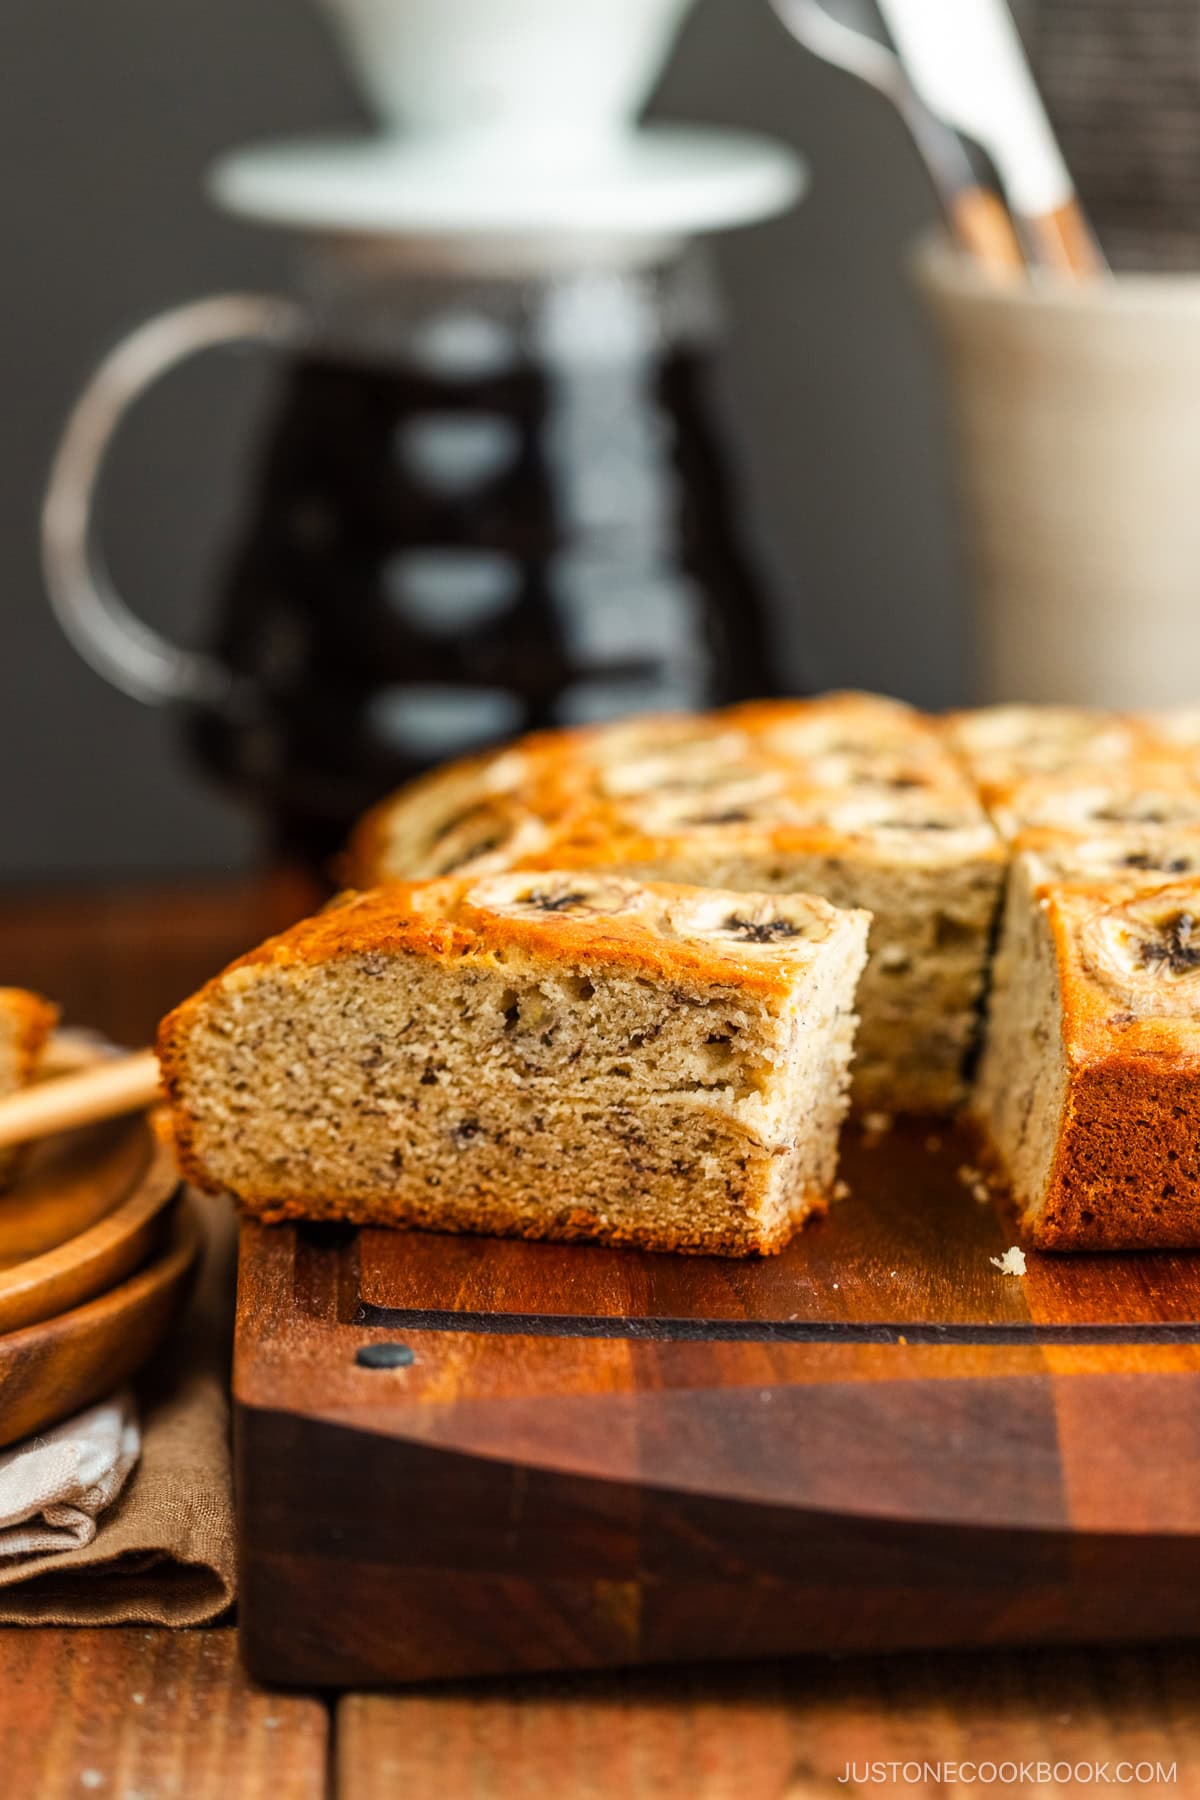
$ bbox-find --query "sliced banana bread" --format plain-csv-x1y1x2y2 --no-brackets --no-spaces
942,704,1144,801
158,874,869,1257
973,853,1200,1248
349,695,1005,1113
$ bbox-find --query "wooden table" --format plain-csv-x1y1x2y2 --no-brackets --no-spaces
2,876,1200,1799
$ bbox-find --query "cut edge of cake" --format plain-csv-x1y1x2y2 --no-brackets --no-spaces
158,874,870,1258
972,851,1200,1250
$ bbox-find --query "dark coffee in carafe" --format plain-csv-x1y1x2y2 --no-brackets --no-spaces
191,251,778,864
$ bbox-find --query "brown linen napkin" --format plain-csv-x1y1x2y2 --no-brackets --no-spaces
0,1194,236,1625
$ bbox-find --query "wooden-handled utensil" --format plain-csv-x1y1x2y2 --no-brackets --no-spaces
873,0,1107,276
0,1048,161,1152
770,0,1028,278
774,0,1106,278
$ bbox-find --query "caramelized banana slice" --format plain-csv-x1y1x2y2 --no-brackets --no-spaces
468,872,646,919
662,892,838,949
1079,886,1200,1017
951,705,1136,775
617,782,796,835
415,796,551,878
1023,833,1200,891
596,736,759,800
997,779,1200,839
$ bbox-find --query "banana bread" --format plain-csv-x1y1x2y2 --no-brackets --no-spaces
0,988,58,1187
349,695,1006,1113
158,874,869,1257
972,850,1200,1248
941,704,1145,802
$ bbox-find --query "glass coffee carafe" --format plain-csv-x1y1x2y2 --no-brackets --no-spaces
42,0,805,865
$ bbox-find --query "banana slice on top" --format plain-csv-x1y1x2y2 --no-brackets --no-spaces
1079,885,1200,1017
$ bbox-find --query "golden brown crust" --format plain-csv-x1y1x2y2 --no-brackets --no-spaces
1031,1057,1200,1250
223,1184,828,1257
156,875,856,1045
979,876,1200,1249
940,704,1148,800
345,696,1001,889
158,869,863,1258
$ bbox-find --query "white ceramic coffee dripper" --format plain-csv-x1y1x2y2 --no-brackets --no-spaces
317,0,698,161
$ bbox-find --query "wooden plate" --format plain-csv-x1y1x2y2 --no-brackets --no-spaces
0,1195,202,1449
0,1112,154,1268
0,1121,178,1334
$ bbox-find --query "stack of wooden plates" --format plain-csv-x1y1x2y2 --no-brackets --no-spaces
0,1049,199,1449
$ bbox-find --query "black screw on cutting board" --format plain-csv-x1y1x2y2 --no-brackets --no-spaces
355,1343,416,1370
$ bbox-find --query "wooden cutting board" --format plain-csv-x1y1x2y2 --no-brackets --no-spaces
234,1119,1200,1688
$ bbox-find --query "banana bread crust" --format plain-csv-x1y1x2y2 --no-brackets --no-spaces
159,875,868,1257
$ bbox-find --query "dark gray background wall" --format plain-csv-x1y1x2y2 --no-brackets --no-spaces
1,0,965,883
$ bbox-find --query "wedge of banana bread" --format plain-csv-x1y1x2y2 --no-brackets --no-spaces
349,695,1005,1113
158,874,869,1256
0,988,58,1187
972,852,1200,1248
942,704,1144,802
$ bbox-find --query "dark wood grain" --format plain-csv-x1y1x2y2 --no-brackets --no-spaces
0,1627,327,1800
358,1119,1200,1338
236,1203,1200,1686
1,878,1198,1787
338,1646,1200,1799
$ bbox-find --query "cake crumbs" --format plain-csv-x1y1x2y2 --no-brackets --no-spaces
956,1162,994,1203
862,1111,894,1142
990,1246,1027,1278
833,1179,851,1201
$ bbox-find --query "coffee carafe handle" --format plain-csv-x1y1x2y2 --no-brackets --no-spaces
41,294,304,706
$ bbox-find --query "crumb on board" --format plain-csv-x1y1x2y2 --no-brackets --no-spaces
862,1111,894,1140
990,1246,1027,1278
957,1163,994,1204
833,1179,850,1201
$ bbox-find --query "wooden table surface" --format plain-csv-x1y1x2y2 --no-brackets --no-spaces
2,874,1200,1800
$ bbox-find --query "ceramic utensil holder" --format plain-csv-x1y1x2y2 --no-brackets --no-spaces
918,242,1200,708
